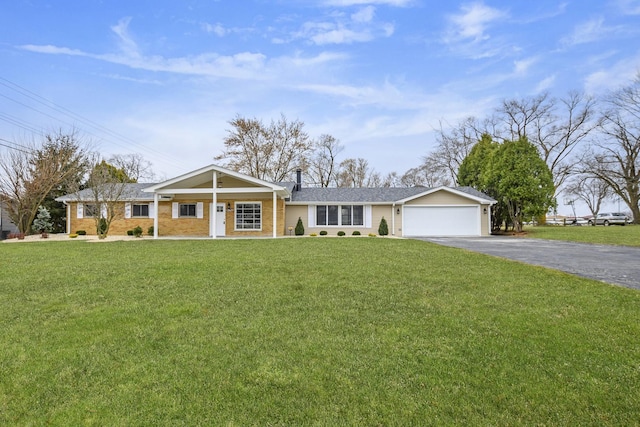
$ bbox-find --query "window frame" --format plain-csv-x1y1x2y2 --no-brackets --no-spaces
316,204,365,227
179,203,197,218
235,202,262,231
132,204,149,218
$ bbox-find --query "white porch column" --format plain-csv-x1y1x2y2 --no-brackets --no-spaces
66,203,71,234
153,193,159,239
272,191,277,238
212,171,217,239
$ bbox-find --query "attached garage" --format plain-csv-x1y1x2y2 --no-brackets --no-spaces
403,205,481,236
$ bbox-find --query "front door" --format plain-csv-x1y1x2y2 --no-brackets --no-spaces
210,203,226,236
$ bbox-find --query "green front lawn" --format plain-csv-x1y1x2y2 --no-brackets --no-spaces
525,223,640,246
2,238,639,425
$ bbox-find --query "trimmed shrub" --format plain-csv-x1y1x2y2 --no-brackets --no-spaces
337,231,346,236
127,230,134,236
147,226,154,236
76,230,86,235
295,217,305,236
319,230,328,236
352,230,361,236
132,226,143,238
368,233,377,237
309,233,317,237
378,217,389,236
69,233,78,238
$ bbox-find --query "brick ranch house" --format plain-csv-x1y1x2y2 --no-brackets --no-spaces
56,164,496,238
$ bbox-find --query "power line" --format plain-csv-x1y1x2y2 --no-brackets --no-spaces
0,76,191,170
0,138,32,154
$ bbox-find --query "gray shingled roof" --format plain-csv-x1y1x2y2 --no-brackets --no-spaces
56,183,157,202
289,186,495,203
56,181,495,204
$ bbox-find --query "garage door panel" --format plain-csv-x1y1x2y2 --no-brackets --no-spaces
404,206,479,236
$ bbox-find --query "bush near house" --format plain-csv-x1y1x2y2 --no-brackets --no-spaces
132,226,143,238
378,217,389,236
295,217,304,236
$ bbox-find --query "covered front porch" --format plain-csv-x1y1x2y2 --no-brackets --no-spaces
143,165,291,239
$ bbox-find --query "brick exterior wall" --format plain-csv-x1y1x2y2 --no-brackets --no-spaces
68,197,286,237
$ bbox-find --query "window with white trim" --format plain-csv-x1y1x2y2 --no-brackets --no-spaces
235,202,261,230
132,204,149,217
179,203,197,217
317,205,364,226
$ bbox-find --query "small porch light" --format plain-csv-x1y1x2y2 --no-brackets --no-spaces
227,202,232,212
483,207,487,214
396,207,400,215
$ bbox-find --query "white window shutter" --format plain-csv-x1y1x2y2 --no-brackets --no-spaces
196,202,204,219
101,204,107,218
308,205,316,228
124,202,131,219
77,203,83,219
148,203,155,219
172,202,178,218
365,205,372,228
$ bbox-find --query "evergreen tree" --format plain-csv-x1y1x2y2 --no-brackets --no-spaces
295,217,304,235
378,217,389,236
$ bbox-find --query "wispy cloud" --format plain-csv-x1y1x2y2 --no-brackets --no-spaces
322,0,413,6
535,75,556,93
442,2,510,59
19,17,345,80
290,6,394,45
444,2,507,43
584,52,640,92
616,0,640,15
201,22,227,37
513,56,538,76
560,17,619,47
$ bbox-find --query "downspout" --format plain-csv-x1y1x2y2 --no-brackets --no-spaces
391,203,396,236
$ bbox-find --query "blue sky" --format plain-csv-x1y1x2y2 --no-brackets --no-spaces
1,0,640,185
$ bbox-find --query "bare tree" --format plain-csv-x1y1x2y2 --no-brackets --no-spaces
74,154,147,238
0,130,88,234
381,171,402,187
306,134,343,187
215,114,312,182
564,175,610,224
403,165,449,187
584,77,640,223
424,117,484,184
335,158,377,188
498,91,597,190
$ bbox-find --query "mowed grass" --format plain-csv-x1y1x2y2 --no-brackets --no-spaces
525,223,640,246
1,238,639,425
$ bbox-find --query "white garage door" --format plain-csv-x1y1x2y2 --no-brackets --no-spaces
403,206,480,236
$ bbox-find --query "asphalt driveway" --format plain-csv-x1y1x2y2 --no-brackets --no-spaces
420,236,640,290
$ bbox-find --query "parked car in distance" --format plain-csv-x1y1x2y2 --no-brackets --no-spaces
587,212,630,226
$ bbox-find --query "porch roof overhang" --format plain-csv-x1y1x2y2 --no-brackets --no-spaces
143,164,291,198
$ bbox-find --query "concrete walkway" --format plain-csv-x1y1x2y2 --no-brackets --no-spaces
420,236,640,290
